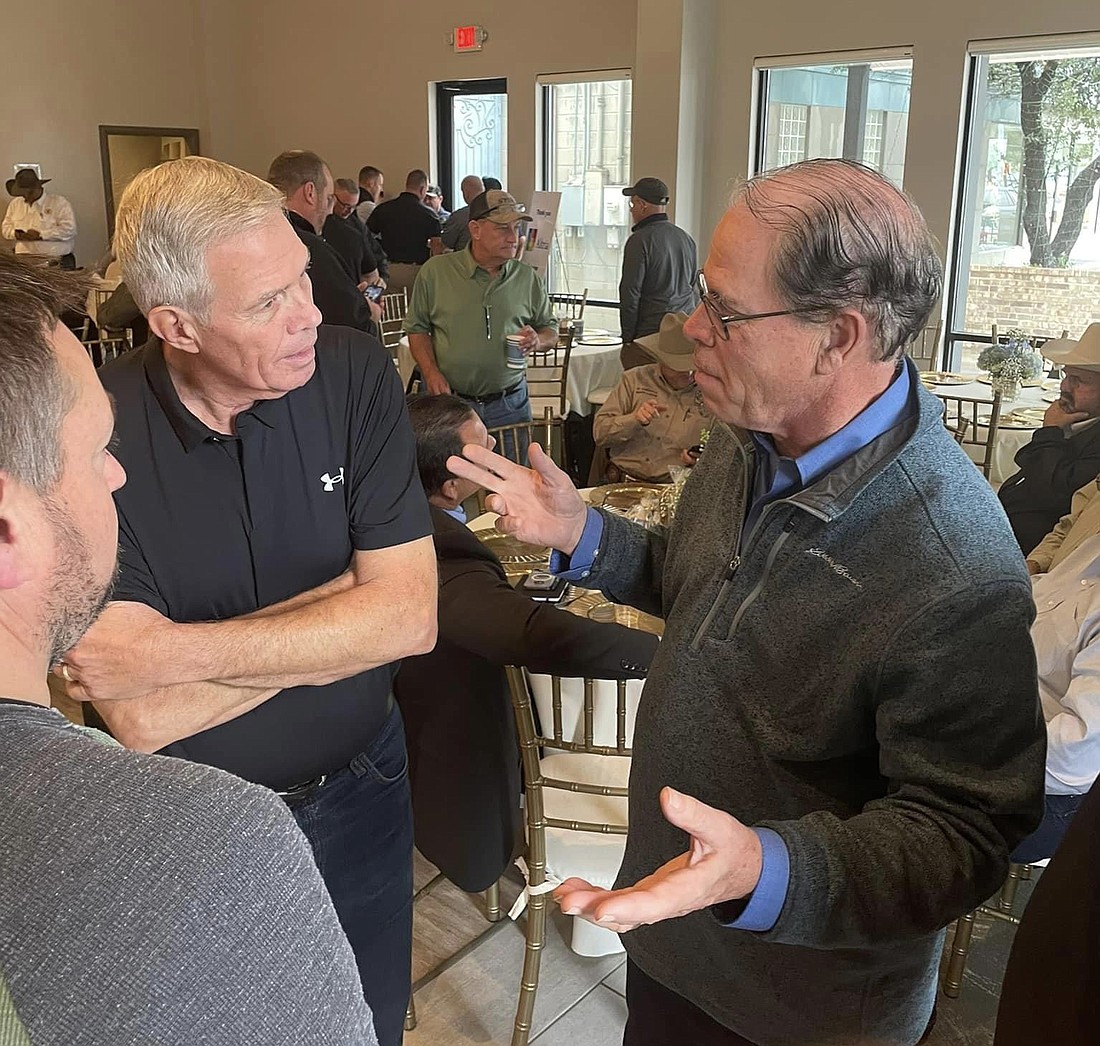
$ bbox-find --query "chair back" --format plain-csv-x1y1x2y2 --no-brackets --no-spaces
504,664,634,1043
378,288,409,351
526,331,574,418
80,334,131,368
934,390,1003,479
548,289,587,321
909,324,941,371
486,406,564,467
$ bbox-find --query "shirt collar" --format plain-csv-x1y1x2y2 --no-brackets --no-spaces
751,361,911,493
456,244,513,280
143,341,277,453
443,503,468,524
632,212,668,233
285,209,316,236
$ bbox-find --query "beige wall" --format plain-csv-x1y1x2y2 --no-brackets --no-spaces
0,0,210,264
199,0,637,207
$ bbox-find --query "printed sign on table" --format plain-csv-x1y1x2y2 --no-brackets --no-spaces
518,190,561,281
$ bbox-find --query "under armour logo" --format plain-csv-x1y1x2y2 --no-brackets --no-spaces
320,467,345,492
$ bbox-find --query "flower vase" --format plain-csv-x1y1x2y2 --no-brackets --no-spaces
991,374,1020,402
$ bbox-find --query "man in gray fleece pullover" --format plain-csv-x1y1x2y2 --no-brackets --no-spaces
449,159,1045,1045
0,254,376,1045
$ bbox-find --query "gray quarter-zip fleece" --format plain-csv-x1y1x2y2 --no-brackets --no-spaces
582,360,1046,1045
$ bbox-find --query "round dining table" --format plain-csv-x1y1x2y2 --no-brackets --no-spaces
920,373,1060,487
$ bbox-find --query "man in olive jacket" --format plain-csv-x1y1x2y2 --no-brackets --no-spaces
448,159,1045,1046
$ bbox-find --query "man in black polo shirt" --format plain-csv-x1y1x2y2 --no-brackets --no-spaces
367,168,442,298
325,178,384,287
55,156,437,1046
268,150,381,336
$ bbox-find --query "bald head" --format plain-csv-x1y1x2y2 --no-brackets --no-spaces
460,175,484,204
737,159,942,361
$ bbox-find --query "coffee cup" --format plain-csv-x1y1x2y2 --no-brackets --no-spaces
505,333,526,370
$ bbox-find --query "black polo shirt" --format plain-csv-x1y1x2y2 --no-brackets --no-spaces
323,212,380,280
98,329,432,789
367,192,442,264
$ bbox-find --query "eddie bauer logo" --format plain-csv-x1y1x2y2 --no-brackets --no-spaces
320,467,345,492
805,548,863,589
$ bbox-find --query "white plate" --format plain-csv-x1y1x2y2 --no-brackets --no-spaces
577,335,623,347
976,375,1045,388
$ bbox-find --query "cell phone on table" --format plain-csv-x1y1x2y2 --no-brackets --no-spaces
517,570,569,603
363,285,384,302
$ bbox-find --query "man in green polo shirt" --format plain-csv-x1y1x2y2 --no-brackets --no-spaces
404,190,557,434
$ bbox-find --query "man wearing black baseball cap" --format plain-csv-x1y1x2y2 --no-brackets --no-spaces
3,168,77,268
619,176,697,369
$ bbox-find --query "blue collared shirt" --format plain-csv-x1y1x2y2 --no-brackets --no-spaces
443,504,468,524
552,362,912,931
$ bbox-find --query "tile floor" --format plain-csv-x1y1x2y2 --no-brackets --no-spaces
408,855,1034,1045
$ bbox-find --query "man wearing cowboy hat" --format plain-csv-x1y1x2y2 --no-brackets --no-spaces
593,312,709,483
3,168,77,268
618,177,697,370
1000,322,1100,556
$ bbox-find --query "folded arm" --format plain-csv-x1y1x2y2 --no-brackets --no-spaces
66,539,437,751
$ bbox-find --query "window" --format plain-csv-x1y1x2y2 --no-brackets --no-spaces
946,41,1100,372
539,74,633,303
755,53,912,185
776,104,809,166
435,79,507,215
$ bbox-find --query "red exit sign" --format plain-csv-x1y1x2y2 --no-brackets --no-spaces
453,25,484,52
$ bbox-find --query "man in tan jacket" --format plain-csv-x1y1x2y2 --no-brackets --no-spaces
1027,476,1100,574
593,312,708,482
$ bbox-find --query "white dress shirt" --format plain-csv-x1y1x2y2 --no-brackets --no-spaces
2,192,77,257
1031,532,1100,794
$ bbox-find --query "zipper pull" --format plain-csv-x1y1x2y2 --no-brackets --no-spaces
726,555,740,578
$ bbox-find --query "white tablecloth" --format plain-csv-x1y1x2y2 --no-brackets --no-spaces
397,336,623,415
924,377,1055,487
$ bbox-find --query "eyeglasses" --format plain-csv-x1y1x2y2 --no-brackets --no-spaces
696,271,817,341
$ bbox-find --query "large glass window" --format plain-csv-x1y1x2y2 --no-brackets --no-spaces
539,75,633,303
947,43,1100,371
755,55,912,185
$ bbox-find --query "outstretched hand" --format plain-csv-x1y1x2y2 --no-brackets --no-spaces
447,442,588,553
552,787,764,933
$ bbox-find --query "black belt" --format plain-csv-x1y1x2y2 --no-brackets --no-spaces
454,381,525,405
389,260,423,266
276,692,394,808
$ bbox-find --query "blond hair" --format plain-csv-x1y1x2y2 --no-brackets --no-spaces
114,156,285,321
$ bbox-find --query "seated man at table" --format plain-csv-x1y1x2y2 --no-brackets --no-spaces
395,394,659,892
1014,531,1100,863
593,312,708,483
999,324,1100,555
1026,475,1100,576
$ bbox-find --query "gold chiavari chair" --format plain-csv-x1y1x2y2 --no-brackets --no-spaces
526,330,574,420
378,288,409,353
942,861,1041,998
80,333,131,368
548,289,587,322
934,390,1003,479
504,666,634,1046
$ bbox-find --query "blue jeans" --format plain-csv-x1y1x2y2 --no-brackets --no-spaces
463,379,532,463
1011,791,1085,863
289,703,413,1046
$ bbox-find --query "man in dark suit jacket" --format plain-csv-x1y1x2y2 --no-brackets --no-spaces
396,395,658,891
267,150,381,336
995,775,1100,1045
999,326,1100,555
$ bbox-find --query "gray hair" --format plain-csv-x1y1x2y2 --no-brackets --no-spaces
268,150,328,196
114,156,285,321
334,177,360,197
0,254,85,492
738,159,943,362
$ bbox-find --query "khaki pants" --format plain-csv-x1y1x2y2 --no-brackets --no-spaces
386,262,422,299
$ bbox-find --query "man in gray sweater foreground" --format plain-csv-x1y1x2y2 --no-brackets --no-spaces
0,254,376,1045
450,159,1045,1045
